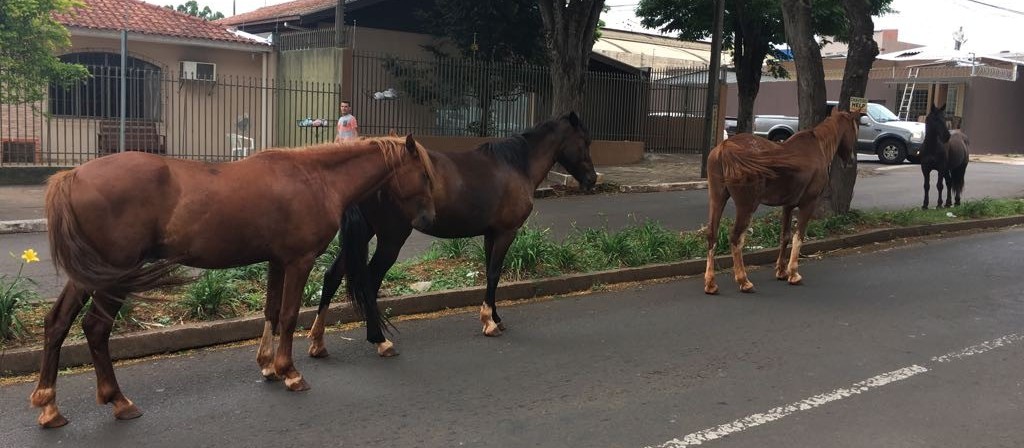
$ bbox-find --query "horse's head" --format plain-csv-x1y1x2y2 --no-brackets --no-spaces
383,134,437,230
926,104,951,143
554,111,598,191
830,108,860,164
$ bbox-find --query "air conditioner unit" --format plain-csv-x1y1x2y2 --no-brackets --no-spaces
180,61,217,81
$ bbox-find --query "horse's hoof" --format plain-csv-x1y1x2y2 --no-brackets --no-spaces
788,273,803,285
285,376,310,392
704,284,719,295
921,206,928,210
482,322,503,337
739,282,755,293
775,271,788,280
261,368,281,381
377,340,399,357
497,322,507,332
113,402,143,421
37,406,68,428
308,344,329,359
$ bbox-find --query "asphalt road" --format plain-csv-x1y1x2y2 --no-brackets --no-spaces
2,226,1023,447
3,160,1024,300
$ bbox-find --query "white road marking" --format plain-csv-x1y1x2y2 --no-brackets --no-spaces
931,333,1024,363
648,333,1024,448
875,164,915,171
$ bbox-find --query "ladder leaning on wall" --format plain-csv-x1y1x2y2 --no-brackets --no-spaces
897,67,920,121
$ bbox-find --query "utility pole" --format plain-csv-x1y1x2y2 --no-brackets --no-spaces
701,0,725,178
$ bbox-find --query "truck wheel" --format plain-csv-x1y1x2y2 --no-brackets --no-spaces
768,130,791,143
876,139,906,164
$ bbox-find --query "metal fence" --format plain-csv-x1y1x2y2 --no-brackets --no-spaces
0,66,341,166
351,51,713,153
276,27,351,52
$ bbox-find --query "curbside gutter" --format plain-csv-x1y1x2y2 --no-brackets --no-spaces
2,215,1022,377
0,219,47,235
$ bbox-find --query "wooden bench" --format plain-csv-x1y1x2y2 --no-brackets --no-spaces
97,120,166,156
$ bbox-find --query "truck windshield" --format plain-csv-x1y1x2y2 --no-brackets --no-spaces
867,103,900,123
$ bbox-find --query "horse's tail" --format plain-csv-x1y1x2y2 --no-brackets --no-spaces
717,140,786,185
46,170,187,296
340,206,394,333
950,159,968,197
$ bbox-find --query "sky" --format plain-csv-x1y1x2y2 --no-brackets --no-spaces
153,0,1024,54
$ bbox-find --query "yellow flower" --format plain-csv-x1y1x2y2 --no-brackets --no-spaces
21,249,39,264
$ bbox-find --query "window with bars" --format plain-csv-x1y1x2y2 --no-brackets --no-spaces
49,53,162,120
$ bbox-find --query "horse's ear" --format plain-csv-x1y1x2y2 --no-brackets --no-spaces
563,111,581,127
939,103,947,113
405,134,418,157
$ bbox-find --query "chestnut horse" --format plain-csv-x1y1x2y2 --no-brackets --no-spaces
704,109,859,294
919,104,969,209
31,136,436,428
306,112,597,358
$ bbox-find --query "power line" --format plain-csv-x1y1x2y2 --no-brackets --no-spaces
961,0,1024,16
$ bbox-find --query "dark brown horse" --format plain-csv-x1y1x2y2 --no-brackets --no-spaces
31,136,437,428
918,104,969,209
703,109,859,294
306,112,597,358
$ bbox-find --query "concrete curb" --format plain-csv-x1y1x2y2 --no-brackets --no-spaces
2,214,1022,376
0,219,47,235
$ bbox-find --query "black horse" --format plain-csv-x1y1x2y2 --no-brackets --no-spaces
918,104,969,209
307,112,598,358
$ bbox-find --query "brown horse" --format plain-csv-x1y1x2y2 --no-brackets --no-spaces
31,136,437,428
703,109,859,294
918,104,969,209
306,112,597,358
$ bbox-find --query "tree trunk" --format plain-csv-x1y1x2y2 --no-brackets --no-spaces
731,5,771,134
780,0,826,131
538,0,605,117
814,0,879,215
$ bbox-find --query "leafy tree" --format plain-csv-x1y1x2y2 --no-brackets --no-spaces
635,0,891,134
637,0,787,134
537,0,606,116
0,0,89,104
164,0,224,21
417,0,547,64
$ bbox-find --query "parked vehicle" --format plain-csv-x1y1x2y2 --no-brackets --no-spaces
750,101,925,164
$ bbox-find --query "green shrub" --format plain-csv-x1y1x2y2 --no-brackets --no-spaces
181,270,241,320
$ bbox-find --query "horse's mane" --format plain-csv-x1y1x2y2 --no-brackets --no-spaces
718,113,852,185
258,137,438,186
476,119,562,175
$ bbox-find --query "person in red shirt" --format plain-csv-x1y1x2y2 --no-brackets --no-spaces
335,100,359,142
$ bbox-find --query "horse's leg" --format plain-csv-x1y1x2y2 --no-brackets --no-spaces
704,184,730,295
30,282,88,428
936,170,947,208
481,230,516,336
362,226,412,357
775,206,795,280
259,261,284,379
274,256,317,391
786,206,816,285
730,203,756,293
942,171,954,208
921,167,931,210
307,243,350,359
83,292,142,421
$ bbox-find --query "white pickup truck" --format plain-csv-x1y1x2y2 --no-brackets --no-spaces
749,101,925,164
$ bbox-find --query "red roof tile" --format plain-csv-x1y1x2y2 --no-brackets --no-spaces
217,0,338,26
55,0,268,46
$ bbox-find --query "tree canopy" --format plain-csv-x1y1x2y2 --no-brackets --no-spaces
164,0,225,21
0,0,89,104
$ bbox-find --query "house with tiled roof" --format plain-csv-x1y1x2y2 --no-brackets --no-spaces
1,0,278,165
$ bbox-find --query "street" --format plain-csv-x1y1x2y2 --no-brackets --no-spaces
1,227,1023,447
3,159,1024,300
